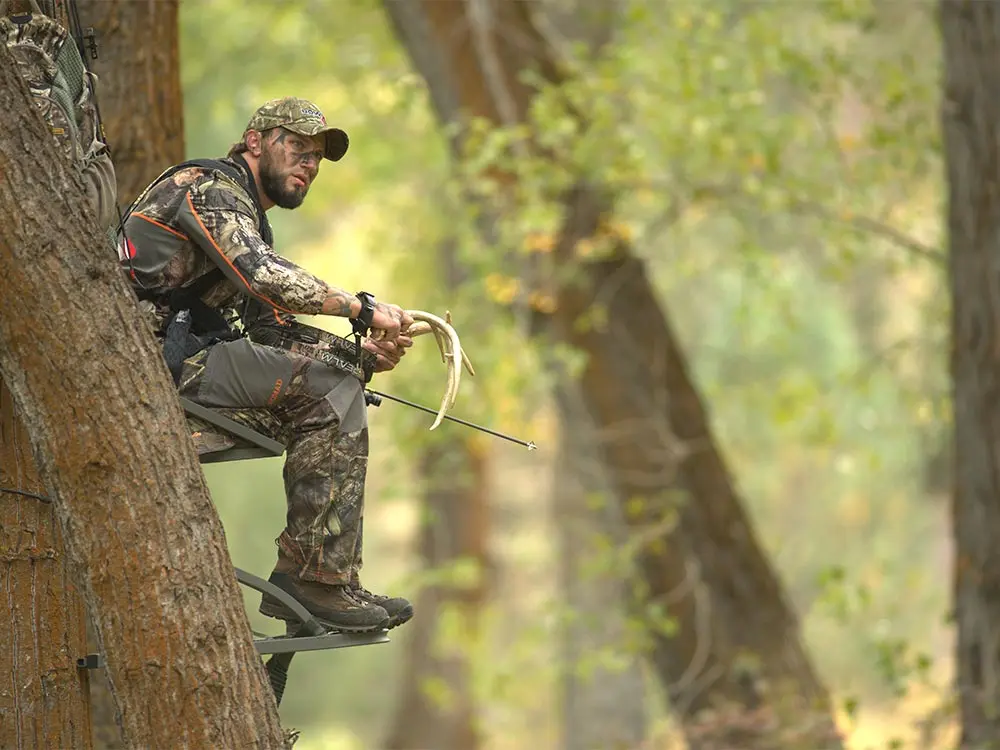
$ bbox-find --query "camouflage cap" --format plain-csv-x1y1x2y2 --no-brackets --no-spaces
244,97,349,162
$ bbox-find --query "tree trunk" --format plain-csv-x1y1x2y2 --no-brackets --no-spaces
382,2,841,745
384,436,491,750
2,23,95,743
78,0,185,203
1,4,186,746
940,3,1000,746
553,382,647,750
76,4,186,744
0,386,93,749
0,51,287,750
551,205,840,746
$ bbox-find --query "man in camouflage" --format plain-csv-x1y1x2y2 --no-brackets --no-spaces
120,97,414,633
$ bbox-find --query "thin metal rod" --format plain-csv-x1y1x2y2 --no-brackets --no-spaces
366,389,537,451
0,487,52,502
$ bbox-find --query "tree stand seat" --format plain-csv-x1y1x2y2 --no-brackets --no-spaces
182,398,390,705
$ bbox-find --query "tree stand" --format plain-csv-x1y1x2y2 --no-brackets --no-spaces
78,396,390,708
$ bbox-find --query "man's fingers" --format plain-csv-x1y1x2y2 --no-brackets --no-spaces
363,337,404,364
364,338,401,355
363,338,392,355
372,302,404,338
373,350,400,373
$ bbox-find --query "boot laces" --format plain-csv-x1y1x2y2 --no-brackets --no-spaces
352,583,385,604
339,583,373,608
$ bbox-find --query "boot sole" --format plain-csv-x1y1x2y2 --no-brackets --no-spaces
259,600,388,634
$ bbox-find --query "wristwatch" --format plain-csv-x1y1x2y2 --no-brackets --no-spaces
352,291,376,337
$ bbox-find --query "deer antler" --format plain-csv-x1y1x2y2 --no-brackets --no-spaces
403,310,475,430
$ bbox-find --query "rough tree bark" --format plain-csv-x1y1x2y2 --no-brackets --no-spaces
940,2,1000,746
1,3,186,746
0,50,288,750
77,3,186,744
384,436,492,750
381,1,841,746
1,387,93,748
1,6,94,747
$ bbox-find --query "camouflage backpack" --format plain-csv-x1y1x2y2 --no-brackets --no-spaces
1,0,117,229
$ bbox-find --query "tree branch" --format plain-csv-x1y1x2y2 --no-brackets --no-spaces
788,198,944,266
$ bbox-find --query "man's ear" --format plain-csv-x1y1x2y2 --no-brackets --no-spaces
245,130,264,157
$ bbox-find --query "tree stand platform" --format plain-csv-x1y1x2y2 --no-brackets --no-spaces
78,397,390,707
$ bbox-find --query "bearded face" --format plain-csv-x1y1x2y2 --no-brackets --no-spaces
257,128,323,209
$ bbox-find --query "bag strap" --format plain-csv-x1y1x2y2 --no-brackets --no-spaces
122,158,246,225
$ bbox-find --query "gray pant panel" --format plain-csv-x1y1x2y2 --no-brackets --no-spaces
195,337,367,433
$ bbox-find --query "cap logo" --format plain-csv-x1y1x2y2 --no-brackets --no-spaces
300,105,325,124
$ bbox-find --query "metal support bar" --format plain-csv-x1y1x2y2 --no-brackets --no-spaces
235,568,325,636
199,446,283,464
180,397,285,457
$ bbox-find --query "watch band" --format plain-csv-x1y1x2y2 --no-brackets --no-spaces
352,291,376,337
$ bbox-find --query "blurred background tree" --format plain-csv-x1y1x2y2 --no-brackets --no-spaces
940,1,1000,746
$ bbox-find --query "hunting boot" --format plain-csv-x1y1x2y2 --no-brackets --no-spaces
259,558,388,633
349,580,414,629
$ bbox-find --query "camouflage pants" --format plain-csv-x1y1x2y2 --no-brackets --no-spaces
179,338,368,585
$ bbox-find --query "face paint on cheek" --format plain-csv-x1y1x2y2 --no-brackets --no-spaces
283,145,301,169
259,148,308,209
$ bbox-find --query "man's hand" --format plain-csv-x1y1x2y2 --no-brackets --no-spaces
363,334,413,373
369,301,413,341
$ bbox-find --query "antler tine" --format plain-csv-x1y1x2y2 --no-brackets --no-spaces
405,310,467,430
408,319,476,377
446,310,476,377
433,310,474,390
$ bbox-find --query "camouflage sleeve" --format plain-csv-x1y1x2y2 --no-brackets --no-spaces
81,151,119,232
175,171,331,314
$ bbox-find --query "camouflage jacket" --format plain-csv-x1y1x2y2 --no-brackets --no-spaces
121,156,330,334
